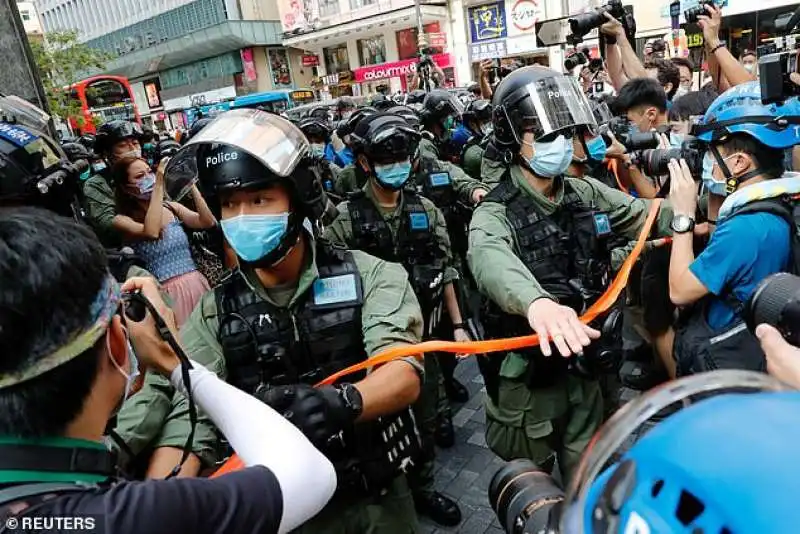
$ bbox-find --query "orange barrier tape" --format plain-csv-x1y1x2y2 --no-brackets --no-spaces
211,199,663,478
608,159,628,195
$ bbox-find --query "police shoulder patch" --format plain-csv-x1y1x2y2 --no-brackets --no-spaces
313,273,359,306
409,212,429,230
0,123,38,147
593,213,612,236
428,172,451,187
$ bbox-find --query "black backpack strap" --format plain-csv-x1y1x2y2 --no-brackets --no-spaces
0,483,95,507
731,198,795,226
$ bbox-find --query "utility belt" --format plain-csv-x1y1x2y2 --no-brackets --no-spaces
673,299,766,376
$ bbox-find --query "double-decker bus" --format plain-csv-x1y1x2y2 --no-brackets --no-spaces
66,75,141,135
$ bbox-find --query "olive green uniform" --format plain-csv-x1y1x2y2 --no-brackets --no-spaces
462,143,484,181
176,234,423,533
480,155,508,190
417,136,441,162
467,165,673,479
82,172,121,247
324,184,457,500
334,164,362,197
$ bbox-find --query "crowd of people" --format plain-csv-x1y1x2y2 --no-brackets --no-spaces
3,2,800,533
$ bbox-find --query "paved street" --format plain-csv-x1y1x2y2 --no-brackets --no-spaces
420,356,506,534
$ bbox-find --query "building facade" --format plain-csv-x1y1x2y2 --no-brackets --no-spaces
17,1,43,37
34,0,317,130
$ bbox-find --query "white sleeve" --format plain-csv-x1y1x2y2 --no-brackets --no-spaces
170,361,337,533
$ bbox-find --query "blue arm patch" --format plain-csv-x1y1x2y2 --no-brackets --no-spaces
593,213,612,236
428,172,451,187
313,274,359,306
0,123,38,147
410,212,429,230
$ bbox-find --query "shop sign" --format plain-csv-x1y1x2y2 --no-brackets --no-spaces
469,39,508,61
686,32,704,48
426,32,448,48
302,54,320,67
507,0,544,36
468,2,508,43
291,90,315,103
354,54,453,82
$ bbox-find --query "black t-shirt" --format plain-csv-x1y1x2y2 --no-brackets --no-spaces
6,467,282,534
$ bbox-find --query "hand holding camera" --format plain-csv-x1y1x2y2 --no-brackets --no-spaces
697,3,723,49
667,158,698,216
600,12,625,39
757,324,800,388
121,276,181,376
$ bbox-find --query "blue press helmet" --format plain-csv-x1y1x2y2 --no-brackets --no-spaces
561,372,800,534
694,81,800,149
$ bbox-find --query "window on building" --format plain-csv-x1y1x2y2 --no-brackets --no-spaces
349,0,376,10
324,45,351,73
20,10,31,21
319,0,339,17
358,36,386,66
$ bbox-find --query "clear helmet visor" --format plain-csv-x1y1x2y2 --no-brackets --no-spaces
165,109,309,200
505,75,597,143
0,95,51,133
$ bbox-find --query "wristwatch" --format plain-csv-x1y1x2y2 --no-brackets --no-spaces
336,383,364,420
670,214,696,234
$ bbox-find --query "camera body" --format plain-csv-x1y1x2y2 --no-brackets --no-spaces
598,116,660,152
759,47,800,104
684,0,715,25
634,136,705,178
564,51,588,72
568,0,633,45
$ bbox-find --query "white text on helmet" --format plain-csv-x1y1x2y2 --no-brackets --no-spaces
206,151,239,167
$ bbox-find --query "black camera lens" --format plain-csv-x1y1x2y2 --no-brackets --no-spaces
638,148,681,176
745,272,800,346
625,131,660,151
489,459,564,534
568,11,607,40
684,0,714,24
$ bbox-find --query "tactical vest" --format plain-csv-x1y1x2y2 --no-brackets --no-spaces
347,190,447,337
408,156,456,211
481,178,614,388
216,244,420,493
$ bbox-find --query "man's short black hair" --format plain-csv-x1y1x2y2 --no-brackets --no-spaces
670,57,694,72
0,208,108,438
740,49,757,60
718,134,785,180
644,59,680,100
614,77,668,114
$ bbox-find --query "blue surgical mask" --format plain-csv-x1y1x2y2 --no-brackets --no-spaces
443,116,456,130
527,135,574,178
79,168,91,181
670,132,684,148
701,152,727,196
586,136,607,162
374,159,412,189
92,162,107,173
310,143,326,158
221,213,289,263
136,173,156,199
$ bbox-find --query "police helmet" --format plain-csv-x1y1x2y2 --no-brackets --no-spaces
491,66,596,148
419,89,464,126
187,117,213,142
467,82,481,95
370,94,393,111
77,134,96,152
693,81,800,149
308,106,331,122
94,120,144,155
463,99,493,127
154,139,181,162
350,113,420,163
336,106,377,140
298,117,332,143
385,106,421,129
60,142,92,164
406,90,427,105
0,120,81,217
165,109,328,265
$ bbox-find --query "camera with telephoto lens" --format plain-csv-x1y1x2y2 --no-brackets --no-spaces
598,116,660,151
489,459,564,534
684,0,715,25
564,51,588,72
568,0,629,45
759,48,800,104
745,272,800,347
633,137,704,178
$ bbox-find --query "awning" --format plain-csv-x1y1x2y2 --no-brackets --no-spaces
100,20,283,80
282,4,448,51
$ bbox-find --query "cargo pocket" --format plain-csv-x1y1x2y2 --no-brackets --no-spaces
485,353,531,428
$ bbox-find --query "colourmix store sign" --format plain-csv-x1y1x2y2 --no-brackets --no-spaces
354,54,453,83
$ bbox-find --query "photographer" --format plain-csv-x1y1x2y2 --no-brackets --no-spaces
0,207,336,533
669,81,800,376
410,56,446,91
644,58,680,102
699,4,755,92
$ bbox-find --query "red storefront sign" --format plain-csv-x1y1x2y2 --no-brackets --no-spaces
354,53,454,83
302,54,320,67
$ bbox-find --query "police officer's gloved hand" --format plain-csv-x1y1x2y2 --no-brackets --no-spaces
260,384,363,446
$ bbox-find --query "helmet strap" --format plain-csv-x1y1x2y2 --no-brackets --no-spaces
710,145,762,195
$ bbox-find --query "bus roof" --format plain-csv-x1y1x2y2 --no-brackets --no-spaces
232,90,292,108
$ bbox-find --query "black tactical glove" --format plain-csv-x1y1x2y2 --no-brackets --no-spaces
260,384,363,446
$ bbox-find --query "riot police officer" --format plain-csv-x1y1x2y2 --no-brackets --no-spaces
298,117,342,202
324,112,464,527
333,107,378,195
418,89,464,162
460,99,494,179
82,120,145,246
167,109,424,533
467,66,674,480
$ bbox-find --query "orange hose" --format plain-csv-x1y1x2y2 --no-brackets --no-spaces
210,199,663,478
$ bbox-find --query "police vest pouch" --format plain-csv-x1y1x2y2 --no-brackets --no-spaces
410,263,446,338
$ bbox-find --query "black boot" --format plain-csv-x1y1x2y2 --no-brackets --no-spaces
434,413,455,449
444,377,469,403
414,490,462,527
